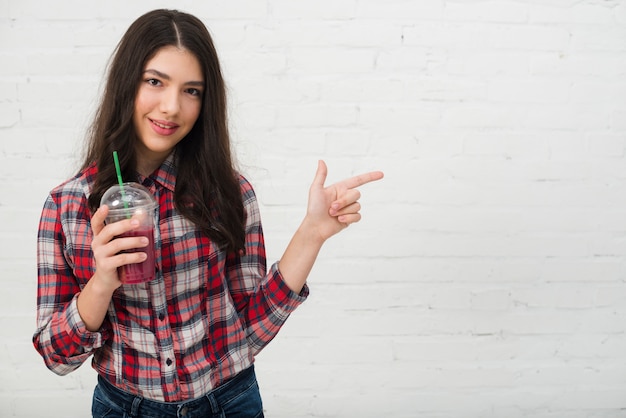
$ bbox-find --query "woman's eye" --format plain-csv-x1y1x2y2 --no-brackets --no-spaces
187,88,201,97
146,78,161,86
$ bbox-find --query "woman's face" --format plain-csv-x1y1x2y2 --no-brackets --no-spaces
133,45,204,176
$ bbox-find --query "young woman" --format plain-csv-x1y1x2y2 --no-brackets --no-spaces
33,9,383,418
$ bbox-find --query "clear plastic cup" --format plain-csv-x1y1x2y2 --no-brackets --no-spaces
100,182,157,284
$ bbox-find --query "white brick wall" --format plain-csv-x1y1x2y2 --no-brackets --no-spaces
1,0,625,416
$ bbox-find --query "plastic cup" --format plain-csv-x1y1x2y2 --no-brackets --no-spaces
100,182,157,284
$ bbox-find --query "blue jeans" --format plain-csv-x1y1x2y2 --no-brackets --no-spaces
92,365,264,418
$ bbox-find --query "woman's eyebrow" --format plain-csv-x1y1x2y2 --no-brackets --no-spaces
144,68,204,87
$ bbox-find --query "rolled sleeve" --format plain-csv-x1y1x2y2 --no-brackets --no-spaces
36,294,108,375
65,294,108,349
265,261,309,312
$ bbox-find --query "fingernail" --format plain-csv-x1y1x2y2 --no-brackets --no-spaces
131,219,140,227
141,238,149,245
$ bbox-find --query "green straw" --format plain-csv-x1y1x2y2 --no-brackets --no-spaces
112,151,131,218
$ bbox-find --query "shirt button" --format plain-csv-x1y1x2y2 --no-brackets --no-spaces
166,358,172,366
158,312,165,321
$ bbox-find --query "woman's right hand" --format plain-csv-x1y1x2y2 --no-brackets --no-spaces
90,205,149,291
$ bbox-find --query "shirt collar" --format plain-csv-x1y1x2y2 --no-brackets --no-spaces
137,151,177,192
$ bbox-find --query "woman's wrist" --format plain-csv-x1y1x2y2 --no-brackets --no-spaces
297,216,328,247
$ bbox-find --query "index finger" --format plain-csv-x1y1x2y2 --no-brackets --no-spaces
339,170,384,190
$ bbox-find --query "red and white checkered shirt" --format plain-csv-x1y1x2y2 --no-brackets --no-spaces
33,154,308,402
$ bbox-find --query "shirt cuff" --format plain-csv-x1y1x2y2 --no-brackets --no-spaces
267,261,309,311
64,294,109,349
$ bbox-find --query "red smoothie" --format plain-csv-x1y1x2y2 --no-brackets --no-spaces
118,227,155,284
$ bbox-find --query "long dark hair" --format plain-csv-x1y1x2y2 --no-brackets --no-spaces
83,9,244,253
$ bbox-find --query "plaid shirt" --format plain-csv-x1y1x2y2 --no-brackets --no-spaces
33,154,308,402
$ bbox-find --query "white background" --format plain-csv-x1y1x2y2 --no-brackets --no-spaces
1,0,626,417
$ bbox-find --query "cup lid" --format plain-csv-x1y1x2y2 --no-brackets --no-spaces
100,182,157,212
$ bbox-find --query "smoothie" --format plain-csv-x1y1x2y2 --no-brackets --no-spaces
101,182,158,284
118,227,155,284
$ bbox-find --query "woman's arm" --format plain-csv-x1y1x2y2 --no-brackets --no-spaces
278,160,384,293
33,196,152,374
76,205,147,331
226,162,383,355
33,195,107,374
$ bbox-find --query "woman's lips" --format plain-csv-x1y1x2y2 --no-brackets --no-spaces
150,118,179,136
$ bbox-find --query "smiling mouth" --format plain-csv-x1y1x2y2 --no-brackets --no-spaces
150,119,179,130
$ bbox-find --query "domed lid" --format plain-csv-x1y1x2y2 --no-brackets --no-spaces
100,182,157,213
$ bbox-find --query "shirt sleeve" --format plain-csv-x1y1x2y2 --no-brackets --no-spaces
32,194,109,375
226,177,309,356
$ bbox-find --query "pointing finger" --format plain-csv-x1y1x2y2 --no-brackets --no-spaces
340,170,384,190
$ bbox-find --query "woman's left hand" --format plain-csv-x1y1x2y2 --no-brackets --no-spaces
305,160,384,242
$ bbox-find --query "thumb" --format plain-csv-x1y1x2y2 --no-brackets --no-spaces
91,205,109,235
311,160,328,188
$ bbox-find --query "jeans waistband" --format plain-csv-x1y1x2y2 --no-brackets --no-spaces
96,365,256,417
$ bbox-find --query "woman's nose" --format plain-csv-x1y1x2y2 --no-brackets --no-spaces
159,89,180,114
